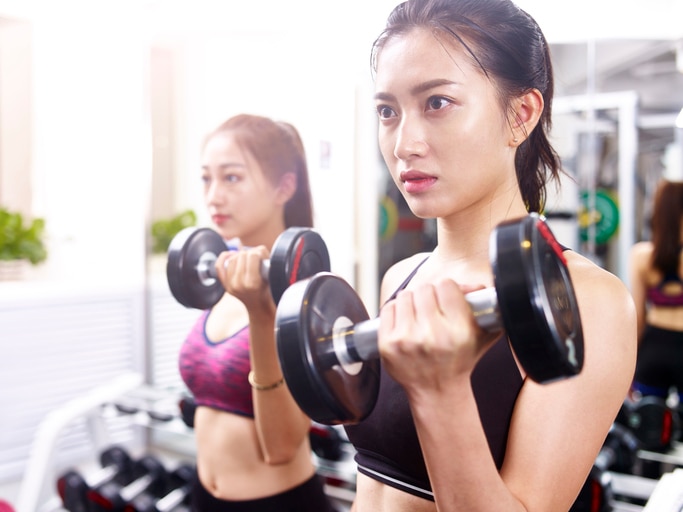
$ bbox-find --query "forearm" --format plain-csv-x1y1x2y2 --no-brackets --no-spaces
410,382,528,512
248,309,311,464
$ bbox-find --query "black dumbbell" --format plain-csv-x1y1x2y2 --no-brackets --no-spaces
124,464,195,512
595,422,640,474
178,394,196,429
167,226,330,310
570,422,639,512
109,401,175,423
56,445,134,512
87,455,168,511
276,213,585,425
617,396,681,452
309,424,344,461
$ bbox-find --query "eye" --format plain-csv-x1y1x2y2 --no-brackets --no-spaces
426,96,451,112
201,174,211,185
224,174,240,183
376,104,396,120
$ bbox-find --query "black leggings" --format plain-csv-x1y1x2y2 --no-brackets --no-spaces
633,325,683,399
190,472,336,512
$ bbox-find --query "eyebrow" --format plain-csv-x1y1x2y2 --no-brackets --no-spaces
201,162,245,172
374,78,460,101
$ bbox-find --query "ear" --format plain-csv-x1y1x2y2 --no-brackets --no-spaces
275,172,297,205
509,88,544,147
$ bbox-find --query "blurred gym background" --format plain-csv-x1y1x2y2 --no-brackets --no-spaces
0,1,682,510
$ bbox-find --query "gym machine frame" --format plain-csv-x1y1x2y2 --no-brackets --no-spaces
14,374,195,512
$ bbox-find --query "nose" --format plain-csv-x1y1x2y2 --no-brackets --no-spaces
394,117,428,160
205,179,225,206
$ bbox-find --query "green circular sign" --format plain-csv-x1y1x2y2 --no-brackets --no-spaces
379,196,398,241
579,189,619,244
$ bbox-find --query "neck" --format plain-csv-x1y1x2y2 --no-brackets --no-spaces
238,221,287,252
434,201,529,261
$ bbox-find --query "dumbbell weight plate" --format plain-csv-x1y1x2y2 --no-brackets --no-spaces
627,396,681,452
276,274,380,425
167,227,226,310
269,227,331,304
493,214,584,383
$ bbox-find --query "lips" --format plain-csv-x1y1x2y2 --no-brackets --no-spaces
211,214,230,225
400,170,437,194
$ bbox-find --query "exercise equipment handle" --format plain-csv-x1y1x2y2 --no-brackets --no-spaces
347,287,501,363
467,287,501,332
196,252,269,283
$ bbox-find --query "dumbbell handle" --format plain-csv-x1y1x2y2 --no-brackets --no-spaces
88,465,120,487
196,252,270,285
331,287,501,366
120,471,165,502
155,482,191,511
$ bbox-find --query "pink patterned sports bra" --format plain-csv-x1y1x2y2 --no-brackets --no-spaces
179,310,254,417
647,271,683,307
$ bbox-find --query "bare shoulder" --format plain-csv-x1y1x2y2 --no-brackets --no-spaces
379,252,431,303
565,250,631,304
563,250,636,355
628,241,653,270
630,240,652,257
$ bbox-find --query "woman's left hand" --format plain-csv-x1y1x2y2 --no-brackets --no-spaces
377,278,501,395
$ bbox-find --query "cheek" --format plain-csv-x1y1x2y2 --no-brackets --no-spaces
378,131,396,165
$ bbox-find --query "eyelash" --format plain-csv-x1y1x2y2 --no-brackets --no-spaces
376,105,394,119
427,96,451,111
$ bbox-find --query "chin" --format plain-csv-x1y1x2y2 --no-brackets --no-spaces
405,203,438,220
214,225,236,241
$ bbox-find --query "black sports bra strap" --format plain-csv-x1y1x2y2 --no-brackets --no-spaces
384,256,430,304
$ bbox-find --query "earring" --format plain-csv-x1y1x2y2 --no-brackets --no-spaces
513,137,519,144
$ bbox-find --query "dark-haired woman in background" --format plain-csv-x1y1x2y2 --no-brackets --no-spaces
629,179,683,404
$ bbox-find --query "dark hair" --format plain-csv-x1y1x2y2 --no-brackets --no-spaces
371,0,561,212
651,180,683,274
205,114,314,228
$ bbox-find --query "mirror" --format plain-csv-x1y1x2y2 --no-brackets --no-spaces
547,38,683,279
143,8,683,389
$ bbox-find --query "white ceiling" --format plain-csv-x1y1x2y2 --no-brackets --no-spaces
1,0,682,43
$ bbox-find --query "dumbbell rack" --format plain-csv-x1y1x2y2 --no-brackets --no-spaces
14,373,196,512
309,425,357,510
14,371,359,512
606,472,659,511
603,442,683,511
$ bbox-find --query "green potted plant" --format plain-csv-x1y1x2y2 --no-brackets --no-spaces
150,209,197,255
0,206,47,279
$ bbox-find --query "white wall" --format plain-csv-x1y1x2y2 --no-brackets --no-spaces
0,3,151,288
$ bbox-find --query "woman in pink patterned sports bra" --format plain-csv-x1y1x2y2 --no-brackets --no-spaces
629,179,683,401
178,114,334,511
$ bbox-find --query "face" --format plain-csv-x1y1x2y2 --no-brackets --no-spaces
201,132,285,246
374,28,520,220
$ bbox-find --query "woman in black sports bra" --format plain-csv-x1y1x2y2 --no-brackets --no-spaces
629,179,683,402
343,1,637,510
